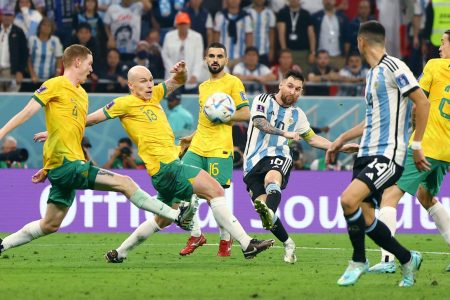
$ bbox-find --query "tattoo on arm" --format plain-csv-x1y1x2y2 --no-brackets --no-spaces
253,117,284,136
97,169,115,177
165,78,184,95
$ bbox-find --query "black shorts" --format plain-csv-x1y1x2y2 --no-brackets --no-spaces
352,155,404,207
244,156,292,201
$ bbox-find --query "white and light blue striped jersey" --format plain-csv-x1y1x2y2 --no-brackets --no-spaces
244,93,311,175
29,35,63,80
213,11,253,60
246,7,276,56
358,54,418,165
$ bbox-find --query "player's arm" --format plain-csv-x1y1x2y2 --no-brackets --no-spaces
326,120,365,163
86,108,109,127
407,87,431,171
231,106,250,122
164,60,187,96
253,116,300,140
0,99,42,140
305,133,359,153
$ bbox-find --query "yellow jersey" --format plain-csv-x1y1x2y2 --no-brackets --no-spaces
189,73,249,158
103,83,179,175
33,76,87,170
414,58,450,162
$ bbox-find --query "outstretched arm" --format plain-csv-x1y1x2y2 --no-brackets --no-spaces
87,108,109,127
0,99,42,140
253,117,300,140
164,60,188,96
231,106,250,122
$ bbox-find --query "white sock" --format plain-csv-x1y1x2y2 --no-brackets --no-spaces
129,189,178,221
428,201,450,245
378,206,396,262
2,220,45,251
190,214,202,238
117,218,161,258
209,196,251,250
218,225,231,241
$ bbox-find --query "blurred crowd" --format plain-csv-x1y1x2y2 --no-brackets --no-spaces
0,0,442,96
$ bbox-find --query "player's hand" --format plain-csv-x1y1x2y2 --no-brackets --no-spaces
413,149,431,172
340,143,359,153
326,138,344,164
33,131,48,142
170,60,187,74
32,169,47,183
283,131,300,141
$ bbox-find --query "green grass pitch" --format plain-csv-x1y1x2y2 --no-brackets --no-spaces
0,233,448,299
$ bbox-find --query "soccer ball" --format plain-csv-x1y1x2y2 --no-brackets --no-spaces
203,92,236,123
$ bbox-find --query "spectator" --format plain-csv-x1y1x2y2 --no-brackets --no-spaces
0,136,28,169
306,49,339,95
144,29,164,79
103,137,144,169
277,0,316,73
269,0,287,14
72,0,107,57
232,46,273,94
27,18,63,86
97,48,129,93
301,0,324,15
312,0,350,70
310,152,342,171
184,0,213,50
0,6,28,92
162,12,204,93
348,0,375,53
213,0,253,67
270,49,303,81
152,0,186,43
43,0,78,47
337,52,368,96
70,22,101,82
166,91,194,142
289,140,305,170
13,0,43,38
97,0,121,18
104,0,152,61
246,0,276,65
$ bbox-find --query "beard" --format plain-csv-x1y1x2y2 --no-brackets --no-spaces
281,94,296,106
208,63,225,74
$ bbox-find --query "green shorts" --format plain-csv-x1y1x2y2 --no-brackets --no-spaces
47,159,99,207
182,150,233,187
397,150,450,196
152,159,202,206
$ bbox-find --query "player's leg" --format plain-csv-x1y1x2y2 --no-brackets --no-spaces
417,160,450,246
179,151,208,255
207,156,234,256
369,185,405,273
92,167,184,222
106,204,177,263
1,184,72,253
191,169,274,259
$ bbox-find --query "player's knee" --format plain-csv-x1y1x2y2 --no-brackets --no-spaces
340,192,358,212
210,183,225,198
40,221,60,234
118,175,137,194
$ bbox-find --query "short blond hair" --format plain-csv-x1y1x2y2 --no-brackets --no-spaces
63,44,92,68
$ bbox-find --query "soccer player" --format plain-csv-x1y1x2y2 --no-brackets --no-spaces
244,70,358,264
177,42,250,257
369,30,450,274
326,21,431,287
85,63,274,262
0,45,194,256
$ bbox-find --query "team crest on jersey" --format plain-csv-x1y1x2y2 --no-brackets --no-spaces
105,101,115,109
36,85,47,94
257,104,265,113
288,118,294,125
395,74,409,88
240,91,248,101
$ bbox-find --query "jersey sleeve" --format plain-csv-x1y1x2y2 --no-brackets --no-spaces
418,60,433,96
393,61,420,97
295,108,314,140
230,77,249,110
250,94,270,119
152,83,167,103
33,79,56,106
103,97,128,119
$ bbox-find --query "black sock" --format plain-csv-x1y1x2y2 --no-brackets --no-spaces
266,190,281,212
270,219,289,243
344,207,366,263
366,219,411,265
